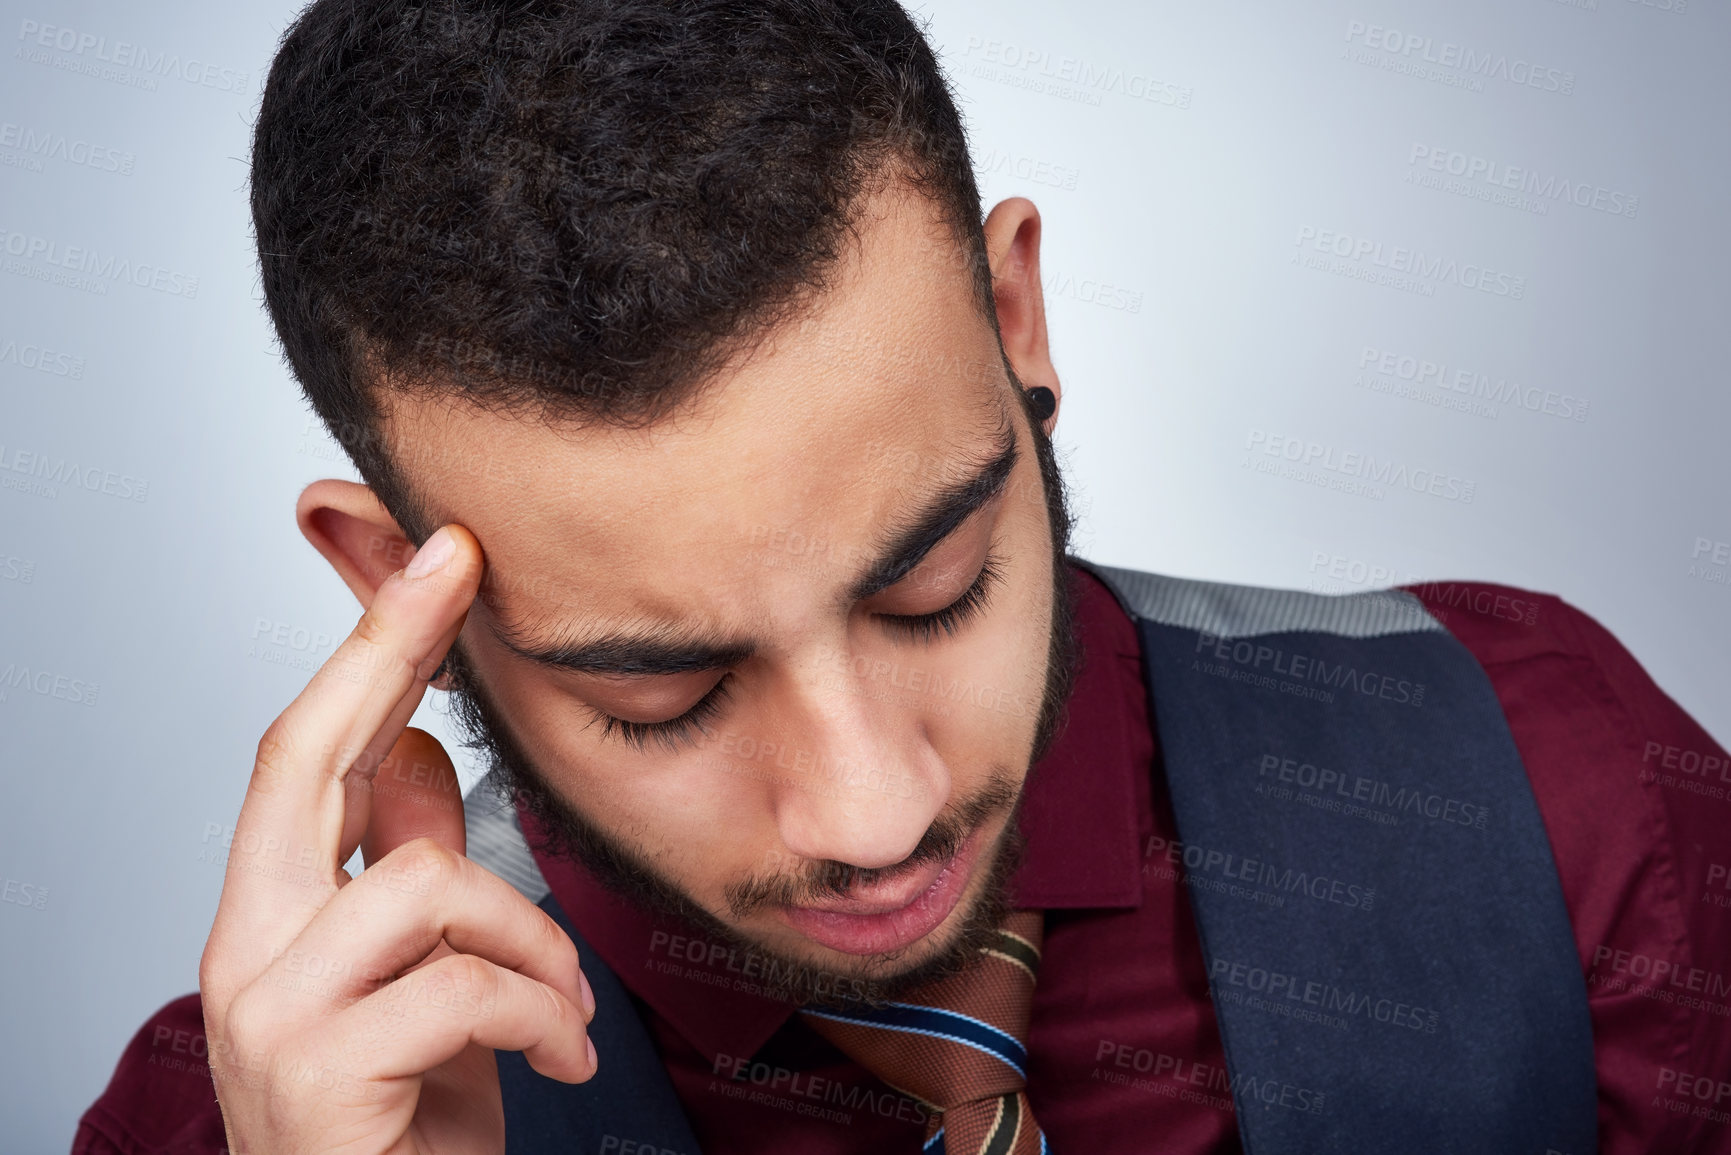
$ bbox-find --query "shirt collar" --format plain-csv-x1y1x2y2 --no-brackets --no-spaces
1008,563,1150,909
520,561,1150,1066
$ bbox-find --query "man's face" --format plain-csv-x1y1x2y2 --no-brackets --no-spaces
379,182,1070,1002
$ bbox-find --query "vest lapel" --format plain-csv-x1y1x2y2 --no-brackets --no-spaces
465,789,706,1155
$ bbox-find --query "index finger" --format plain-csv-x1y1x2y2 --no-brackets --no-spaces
210,524,484,978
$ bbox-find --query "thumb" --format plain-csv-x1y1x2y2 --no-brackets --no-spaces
360,726,466,867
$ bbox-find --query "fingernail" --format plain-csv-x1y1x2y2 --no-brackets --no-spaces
586,1036,598,1072
405,528,455,580
579,970,596,1019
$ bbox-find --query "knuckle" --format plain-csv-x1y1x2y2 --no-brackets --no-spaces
374,836,458,896
541,913,580,978
340,608,418,689
352,606,391,649
395,835,457,878
540,974,574,1026
252,718,301,784
220,986,275,1055
446,952,496,992
197,943,235,1006
409,953,499,1017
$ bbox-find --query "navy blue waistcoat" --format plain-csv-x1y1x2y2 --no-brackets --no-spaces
464,564,1598,1154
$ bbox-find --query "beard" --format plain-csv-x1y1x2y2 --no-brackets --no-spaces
437,392,1079,1008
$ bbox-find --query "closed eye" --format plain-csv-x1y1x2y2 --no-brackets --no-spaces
587,553,1004,749
593,675,732,753
874,552,1004,643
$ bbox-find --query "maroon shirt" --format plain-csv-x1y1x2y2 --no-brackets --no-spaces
76,570,1731,1154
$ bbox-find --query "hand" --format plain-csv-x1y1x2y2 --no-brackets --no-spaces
198,525,597,1154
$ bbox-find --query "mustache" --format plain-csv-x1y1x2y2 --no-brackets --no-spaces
722,770,1020,918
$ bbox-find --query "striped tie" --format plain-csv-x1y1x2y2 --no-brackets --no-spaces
801,910,1049,1155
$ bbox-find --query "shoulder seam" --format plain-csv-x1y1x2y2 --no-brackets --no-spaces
462,773,552,904
1079,559,1444,640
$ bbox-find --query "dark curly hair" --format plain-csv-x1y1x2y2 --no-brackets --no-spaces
251,0,997,542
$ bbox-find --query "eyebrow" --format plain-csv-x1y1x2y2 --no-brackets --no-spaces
845,419,1019,602
489,622,756,678
488,417,1020,678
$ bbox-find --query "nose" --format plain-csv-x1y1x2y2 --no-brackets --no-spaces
763,650,951,871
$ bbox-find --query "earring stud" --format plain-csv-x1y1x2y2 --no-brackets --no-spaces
1026,385,1057,422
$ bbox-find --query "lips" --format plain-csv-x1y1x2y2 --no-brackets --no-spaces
779,825,988,956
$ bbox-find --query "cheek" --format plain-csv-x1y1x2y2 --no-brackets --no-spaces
544,720,771,877
921,522,1055,758
939,596,1048,745
458,647,775,890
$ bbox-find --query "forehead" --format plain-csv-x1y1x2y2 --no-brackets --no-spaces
379,183,1014,637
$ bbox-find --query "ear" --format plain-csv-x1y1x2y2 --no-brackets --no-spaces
295,479,461,690
295,479,416,605
982,196,1061,435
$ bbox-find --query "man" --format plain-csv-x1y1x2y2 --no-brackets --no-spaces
76,1,1731,1153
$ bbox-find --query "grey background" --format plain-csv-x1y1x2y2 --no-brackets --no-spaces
1,0,1725,1148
